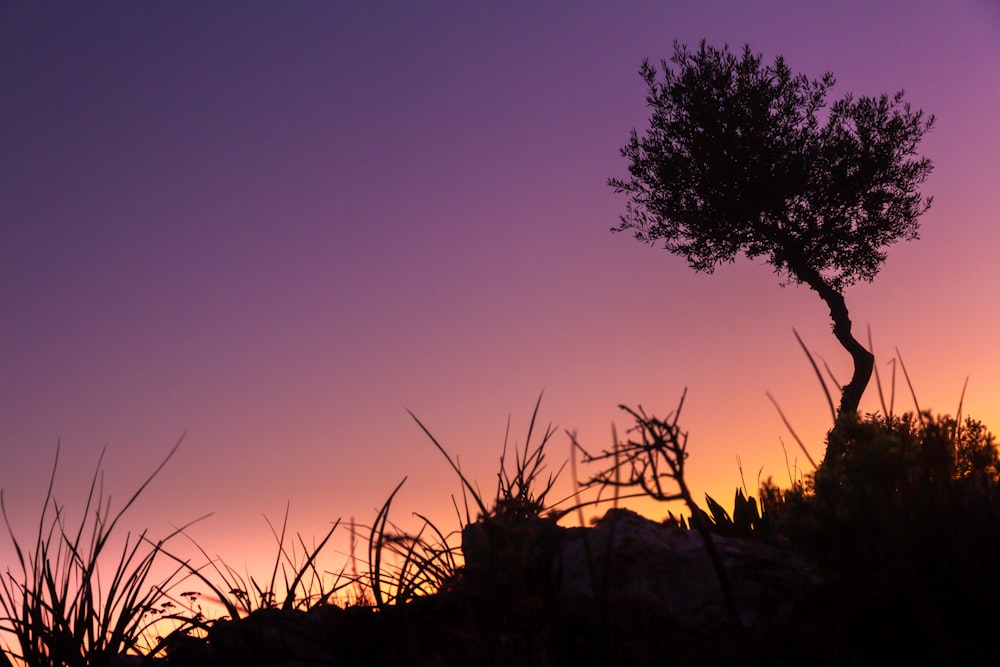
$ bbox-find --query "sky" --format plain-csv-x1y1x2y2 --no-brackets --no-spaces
2,1,999,588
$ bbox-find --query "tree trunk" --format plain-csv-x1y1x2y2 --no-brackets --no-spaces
791,265,875,419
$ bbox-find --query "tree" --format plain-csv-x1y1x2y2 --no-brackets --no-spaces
610,40,934,418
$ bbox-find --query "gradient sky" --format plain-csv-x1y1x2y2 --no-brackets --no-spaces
3,2,999,583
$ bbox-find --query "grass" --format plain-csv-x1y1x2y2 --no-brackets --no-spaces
0,436,206,666
363,476,459,609
3,360,1000,665
0,396,579,665
162,504,348,619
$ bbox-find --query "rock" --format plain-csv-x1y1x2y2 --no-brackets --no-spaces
460,507,822,634
160,605,345,666
554,508,822,633
155,508,832,666
460,513,563,599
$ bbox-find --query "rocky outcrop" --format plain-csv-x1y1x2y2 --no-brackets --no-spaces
553,508,821,631
459,507,833,664
155,508,841,666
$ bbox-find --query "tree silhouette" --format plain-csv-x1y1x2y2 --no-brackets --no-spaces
610,40,934,418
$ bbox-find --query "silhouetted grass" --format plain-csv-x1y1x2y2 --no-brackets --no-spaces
0,437,206,666
163,504,347,620
4,365,1000,666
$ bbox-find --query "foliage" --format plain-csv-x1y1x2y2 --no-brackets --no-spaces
9,388,1000,665
760,410,1000,663
162,504,347,624
695,488,774,539
815,411,1000,512
763,407,1000,550
609,40,935,417
409,392,565,525
610,39,934,290
364,478,459,609
0,439,203,666
408,394,567,605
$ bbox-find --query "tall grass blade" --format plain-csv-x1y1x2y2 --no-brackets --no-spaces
953,375,970,443
766,392,818,470
867,325,889,417
888,357,897,417
820,357,840,393
280,519,341,611
793,328,836,424
567,432,587,528
895,348,922,417
369,478,406,609
612,422,621,509
406,411,489,519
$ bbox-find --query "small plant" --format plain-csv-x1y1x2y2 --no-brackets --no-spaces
696,488,774,539
574,389,744,634
408,392,566,525
154,503,347,630
407,394,574,611
364,478,459,609
0,438,204,667
144,506,353,664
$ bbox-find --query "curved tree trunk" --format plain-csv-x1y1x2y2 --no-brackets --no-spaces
791,264,875,419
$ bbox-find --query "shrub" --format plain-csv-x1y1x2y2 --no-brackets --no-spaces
760,410,1000,663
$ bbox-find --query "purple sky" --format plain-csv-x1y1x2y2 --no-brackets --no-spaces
3,2,999,579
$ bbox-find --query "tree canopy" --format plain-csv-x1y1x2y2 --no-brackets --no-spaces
611,40,935,417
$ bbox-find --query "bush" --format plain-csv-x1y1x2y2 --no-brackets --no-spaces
760,410,1000,663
